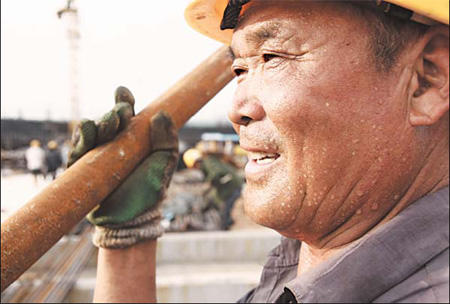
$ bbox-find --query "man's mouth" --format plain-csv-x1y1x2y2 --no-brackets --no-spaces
243,148,283,178
240,137,283,178
248,152,281,165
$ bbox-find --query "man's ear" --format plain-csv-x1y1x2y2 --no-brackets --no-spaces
409,26,449,126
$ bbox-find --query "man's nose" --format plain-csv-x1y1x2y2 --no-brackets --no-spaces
228,87,265,127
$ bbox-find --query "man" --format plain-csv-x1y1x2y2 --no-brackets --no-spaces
69,1,449,302
25,139,45,186
183,147,244,230
45,140,62,180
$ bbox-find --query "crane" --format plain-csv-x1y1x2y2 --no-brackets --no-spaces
57,0,81,128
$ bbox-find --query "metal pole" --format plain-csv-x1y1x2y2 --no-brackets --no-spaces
1,45,234,292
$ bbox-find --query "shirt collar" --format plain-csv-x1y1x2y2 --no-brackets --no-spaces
284,187,449,303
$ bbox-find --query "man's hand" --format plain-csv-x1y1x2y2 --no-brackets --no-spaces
68,86,179,249
67,86,135,168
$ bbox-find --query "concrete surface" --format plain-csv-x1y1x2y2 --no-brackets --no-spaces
65,229,282,303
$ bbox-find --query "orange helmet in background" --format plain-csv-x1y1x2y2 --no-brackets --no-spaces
183,148,204,168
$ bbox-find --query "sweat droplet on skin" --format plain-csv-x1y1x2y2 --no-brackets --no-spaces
356,190,364,197
356,209,362,215
371,203,379,211
394,194,400,200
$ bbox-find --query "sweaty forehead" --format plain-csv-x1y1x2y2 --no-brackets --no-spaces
231,1,361,53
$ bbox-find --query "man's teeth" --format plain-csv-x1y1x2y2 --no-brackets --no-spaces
253,153,279,165
256,157,276,165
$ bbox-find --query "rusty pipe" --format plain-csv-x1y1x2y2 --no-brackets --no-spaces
1,45,234,292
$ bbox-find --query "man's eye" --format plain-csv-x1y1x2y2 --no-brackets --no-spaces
263,53,279,62
233,68,246,77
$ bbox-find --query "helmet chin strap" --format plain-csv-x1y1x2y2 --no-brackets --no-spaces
220,0,251,30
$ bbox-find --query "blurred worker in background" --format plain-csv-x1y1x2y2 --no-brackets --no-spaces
183,147,244,230
25,139,45,186
60,139,73,169
45,140,62,180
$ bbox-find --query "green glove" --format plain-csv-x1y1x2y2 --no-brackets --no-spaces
68,86,179,249
67,86,135,167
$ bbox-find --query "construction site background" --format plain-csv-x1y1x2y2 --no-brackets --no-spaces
1,0,280,301
0,120,281,303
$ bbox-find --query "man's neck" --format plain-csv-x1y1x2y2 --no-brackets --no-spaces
297,181,449,277
297,242,342,276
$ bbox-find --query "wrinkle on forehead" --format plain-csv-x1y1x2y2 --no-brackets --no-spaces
244,21,282,46
234,2,293,44
231,1,319,53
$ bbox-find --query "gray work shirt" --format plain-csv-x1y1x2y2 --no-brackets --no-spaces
238,187,449,303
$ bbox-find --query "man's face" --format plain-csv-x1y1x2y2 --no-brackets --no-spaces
229,1,413,241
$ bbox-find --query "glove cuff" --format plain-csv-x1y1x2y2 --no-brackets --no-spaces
92,209,164,249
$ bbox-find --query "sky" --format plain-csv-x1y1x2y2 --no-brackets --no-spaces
1,0,237,126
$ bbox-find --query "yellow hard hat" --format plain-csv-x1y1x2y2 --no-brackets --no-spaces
185,0,449,45
183,148,204,168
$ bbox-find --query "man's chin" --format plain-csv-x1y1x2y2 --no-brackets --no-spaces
243,186,298,231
